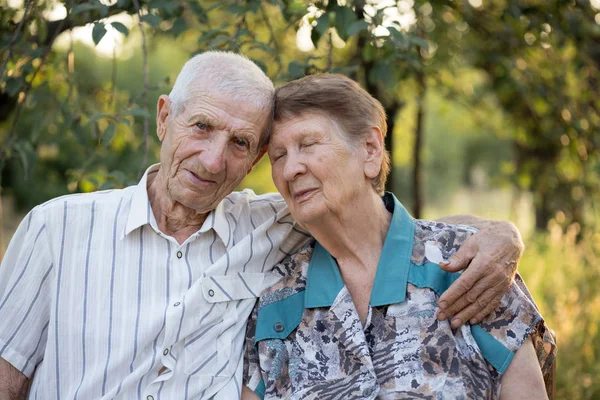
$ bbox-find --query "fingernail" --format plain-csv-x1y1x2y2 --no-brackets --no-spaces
439,260,449,266
438,312,446,320
451,318,461,328
439,301,447,309
470,318,477,325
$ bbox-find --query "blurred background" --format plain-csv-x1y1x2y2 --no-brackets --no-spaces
0,0,599,397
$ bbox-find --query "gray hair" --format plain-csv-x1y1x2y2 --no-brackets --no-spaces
168,51,275,144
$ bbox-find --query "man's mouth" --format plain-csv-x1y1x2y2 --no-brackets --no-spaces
185,169,216,187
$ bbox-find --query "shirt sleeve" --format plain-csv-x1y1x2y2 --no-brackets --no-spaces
477,273,556,378
0,207,54,378
243,300,265,398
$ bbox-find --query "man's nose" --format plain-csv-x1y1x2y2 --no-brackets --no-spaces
201,137,227,174
282,153,306,181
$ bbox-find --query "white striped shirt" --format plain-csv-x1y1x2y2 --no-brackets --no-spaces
0,164,310,399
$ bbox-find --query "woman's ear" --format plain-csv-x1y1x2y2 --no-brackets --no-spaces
363,126,384,179
156,95,171,142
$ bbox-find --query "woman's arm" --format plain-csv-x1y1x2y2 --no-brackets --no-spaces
500,337,548,400
242,386,262,400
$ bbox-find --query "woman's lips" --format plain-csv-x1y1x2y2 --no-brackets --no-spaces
293,188,317,202
185,169,215,187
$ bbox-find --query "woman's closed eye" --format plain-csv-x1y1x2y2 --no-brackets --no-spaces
270,151,286,163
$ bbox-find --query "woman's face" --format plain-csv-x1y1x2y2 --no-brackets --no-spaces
268,113,366,226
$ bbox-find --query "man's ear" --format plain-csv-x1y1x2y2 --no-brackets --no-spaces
156,95,171,142
247,145,268,174
363,126,384,179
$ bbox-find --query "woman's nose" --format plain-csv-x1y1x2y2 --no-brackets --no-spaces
282,154,306,181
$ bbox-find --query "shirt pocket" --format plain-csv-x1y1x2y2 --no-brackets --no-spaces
184,273,265,377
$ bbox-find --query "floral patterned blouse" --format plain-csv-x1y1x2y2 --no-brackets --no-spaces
244,193,555,399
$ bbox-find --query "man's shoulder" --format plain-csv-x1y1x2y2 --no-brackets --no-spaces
411,219,478,265
35,186,136,217
222,189,287,220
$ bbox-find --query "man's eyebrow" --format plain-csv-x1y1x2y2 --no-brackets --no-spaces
185,114,218,126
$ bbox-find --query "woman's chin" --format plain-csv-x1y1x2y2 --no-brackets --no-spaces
290,205,325,228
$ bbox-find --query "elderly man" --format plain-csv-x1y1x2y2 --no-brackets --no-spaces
0,52,522,399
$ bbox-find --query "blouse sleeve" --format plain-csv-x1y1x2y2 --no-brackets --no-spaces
243,300,265,398
478,273,556,379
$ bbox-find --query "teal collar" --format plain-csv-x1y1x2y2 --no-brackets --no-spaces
305,193,415,308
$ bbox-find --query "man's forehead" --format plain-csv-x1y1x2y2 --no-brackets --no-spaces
180,90,270,119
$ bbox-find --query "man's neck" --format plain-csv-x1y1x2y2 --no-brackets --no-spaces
147,169,209,244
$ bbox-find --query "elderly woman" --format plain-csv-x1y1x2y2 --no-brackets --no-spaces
242,74,555,399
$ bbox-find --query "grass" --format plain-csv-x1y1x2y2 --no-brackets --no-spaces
518,223,600,399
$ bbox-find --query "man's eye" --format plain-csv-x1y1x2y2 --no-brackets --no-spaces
233,137,249,148
196,122,207,130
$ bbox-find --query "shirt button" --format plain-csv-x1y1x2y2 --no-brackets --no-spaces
174,302,181,307
362,387,375,397
147,396,154,400
208,289,215,297
274,322,284,333
163,349,169,356
176,251,183,259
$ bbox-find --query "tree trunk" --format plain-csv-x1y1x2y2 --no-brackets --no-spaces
384,112,395,193
412,69,426,218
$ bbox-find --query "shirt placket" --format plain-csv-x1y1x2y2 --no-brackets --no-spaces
329,287,380,399
144,241,191,398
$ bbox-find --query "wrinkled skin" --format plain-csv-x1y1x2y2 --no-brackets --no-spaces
436,217,523,327
148,89,269,242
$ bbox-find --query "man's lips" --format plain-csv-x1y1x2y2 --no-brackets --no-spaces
185,169,216,187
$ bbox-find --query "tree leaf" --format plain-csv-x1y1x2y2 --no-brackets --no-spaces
71,3,107,15
314,13,330,36
170,17,187,36
288,61,306,79
101,123,116,146
92,22,107,45
409,35,430,51
5,77,21,96
140,13,161,28
110,22,129,36
368,61,395,91
346,19,369,38
334,6,357,41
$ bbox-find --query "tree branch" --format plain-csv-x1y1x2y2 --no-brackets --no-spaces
0,0,34,79
133,0,150,179
0,16,67,166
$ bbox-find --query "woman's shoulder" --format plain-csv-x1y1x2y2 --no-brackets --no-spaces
411,219,479,265
257,240,315,309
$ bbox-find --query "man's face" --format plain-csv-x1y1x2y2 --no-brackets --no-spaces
156,88,269,213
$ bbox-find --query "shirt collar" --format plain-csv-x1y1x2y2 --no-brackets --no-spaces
196,199,233,248
122,163,159,239
304,192,415,308
121,163,232,246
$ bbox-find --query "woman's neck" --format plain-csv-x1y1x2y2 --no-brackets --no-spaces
306,191,392,272
305,190,392,325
